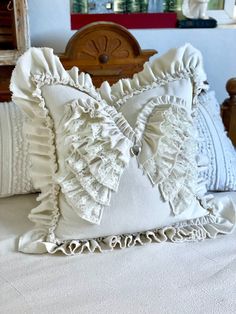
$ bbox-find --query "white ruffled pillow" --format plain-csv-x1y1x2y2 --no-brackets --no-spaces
196,91,236,191
10,45,235,255
0,102,34,197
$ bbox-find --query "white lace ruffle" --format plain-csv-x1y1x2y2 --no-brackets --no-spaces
134,96,198,215
59,98,134,224
99,43,208,111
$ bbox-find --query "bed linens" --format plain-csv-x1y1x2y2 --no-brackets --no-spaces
10,44,236,255
0,192,236,313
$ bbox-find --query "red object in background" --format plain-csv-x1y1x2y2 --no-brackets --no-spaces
71,13,177,29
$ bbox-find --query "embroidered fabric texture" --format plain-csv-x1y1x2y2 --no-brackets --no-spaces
10,45,236,255
0,102,34,197
196,91,236,191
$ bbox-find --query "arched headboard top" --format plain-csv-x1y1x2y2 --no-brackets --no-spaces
59,22,157,87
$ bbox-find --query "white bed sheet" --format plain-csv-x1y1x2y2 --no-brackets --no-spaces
0,192,236,314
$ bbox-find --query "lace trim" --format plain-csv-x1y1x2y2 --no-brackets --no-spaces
134,95,188,141
134,96,198,215
18,208,236,255
60,99,133,224
99,44,208,111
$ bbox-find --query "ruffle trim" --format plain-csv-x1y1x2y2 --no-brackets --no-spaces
10,48,104,238
59,98,134,224
18,198,236,255
134,95,199,215
22,114,60,242
99,43,208,110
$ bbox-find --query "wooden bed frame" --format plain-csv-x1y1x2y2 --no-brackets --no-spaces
222,78,236,146
59,22,156,87
0,22,236,145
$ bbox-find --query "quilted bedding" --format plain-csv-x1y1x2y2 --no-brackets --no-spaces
0,192,236,314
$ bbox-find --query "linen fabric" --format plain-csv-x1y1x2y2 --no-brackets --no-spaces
0,101,34,197
0,192,236,314
196,91,236,191
10,45,236,255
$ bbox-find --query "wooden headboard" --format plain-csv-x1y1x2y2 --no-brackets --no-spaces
0,21,235,145
221,78,236,146
59,22,156,87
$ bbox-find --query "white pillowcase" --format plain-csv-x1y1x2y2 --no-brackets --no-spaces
196,91,236,191
10,45,235,255
0,102,34,197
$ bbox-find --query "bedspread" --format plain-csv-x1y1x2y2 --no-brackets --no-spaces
0,192,236,314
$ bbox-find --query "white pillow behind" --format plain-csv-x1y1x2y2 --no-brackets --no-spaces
196,91,236,191
0,102,34,197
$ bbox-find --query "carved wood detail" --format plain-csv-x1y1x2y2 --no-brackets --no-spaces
59,22,157,87
0,65,14,101
221,77,236,146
